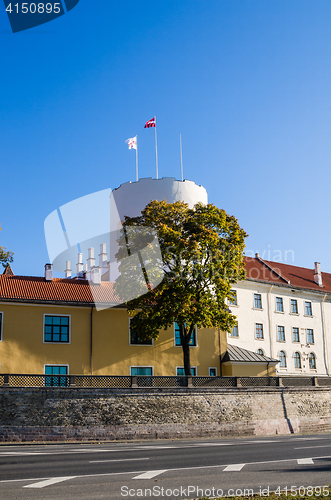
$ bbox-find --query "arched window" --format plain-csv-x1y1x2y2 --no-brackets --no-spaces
309,352,316,370
279,351,286,367
256,348,264,356
294,351,301,369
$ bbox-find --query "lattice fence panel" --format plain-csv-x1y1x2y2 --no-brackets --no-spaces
75,376,131,388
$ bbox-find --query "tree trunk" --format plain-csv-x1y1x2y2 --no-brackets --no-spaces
179,324,191,376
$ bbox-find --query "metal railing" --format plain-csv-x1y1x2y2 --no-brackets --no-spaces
0,374,329,389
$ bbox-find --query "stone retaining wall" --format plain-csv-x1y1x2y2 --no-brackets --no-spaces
0,387,331,442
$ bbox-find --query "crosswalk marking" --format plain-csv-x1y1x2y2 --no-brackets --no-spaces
297,458,314,465
133,470,167,480
23,476,75,488
223,464,245,471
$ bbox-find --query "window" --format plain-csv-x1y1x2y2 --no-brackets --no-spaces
44,365,68,387
209,368,217,376
256,348,264,356
305,301,312,316
309,353,316,370
0,312,2,341
174,322,197,346
292,327,300,343
277,326,285,342
307,329,314,344
44,315,70,343
276,297,284,312
278,351,286,367
229,322,238,337
294,352,301,369
255,323,264,339
129,319,153,345
229,290,237,306
254,293,262,309
131,367,153,376
176,367,197,376
290,299,298,314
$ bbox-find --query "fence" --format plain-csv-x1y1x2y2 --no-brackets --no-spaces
0,374,329,389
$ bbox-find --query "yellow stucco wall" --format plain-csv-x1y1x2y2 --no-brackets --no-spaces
222,363,277,377
0,302,222,376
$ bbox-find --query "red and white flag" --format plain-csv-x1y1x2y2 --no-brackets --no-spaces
144,117,156,128
125,136,137,150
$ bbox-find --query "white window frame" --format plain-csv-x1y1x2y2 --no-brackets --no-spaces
277,325,286,342
275,297,284,313
174,323,198,347
306,328,314,345
309,352,317,370
253,293,263,310
0,311,3,342
278,350,287,368
304,301,313,317
128,318,153,346
176,366,197,376
130,366,154,376
290,299,299,315
293,351,302,369
209,367,217,376
43,313,71,344
292,327,300,343
229,322,239,337
255,323,264,340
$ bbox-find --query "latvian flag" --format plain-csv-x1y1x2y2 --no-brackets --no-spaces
144,117,156,128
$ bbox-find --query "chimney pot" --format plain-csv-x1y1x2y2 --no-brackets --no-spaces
314,261,323,287
65,261,72,279
45,263,53,282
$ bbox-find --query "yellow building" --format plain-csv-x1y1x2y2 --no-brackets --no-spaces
0,265,278,378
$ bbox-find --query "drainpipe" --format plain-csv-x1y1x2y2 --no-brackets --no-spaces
321,294,329,376
267,285,274,359
90,304,94,375
219,328,223,376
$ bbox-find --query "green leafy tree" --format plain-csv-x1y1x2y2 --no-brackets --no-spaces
115,201,247,376
0,224,14,269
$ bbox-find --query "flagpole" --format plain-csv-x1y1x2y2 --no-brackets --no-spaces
180,133,183,181
155,117,158,179
135,135,138,182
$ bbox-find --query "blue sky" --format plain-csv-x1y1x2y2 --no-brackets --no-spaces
1,0,331,276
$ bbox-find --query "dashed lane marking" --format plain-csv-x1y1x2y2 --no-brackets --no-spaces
223,464,245,471
24,476,76,489
297,458,314,465
133,470,168,479
90,458,150,463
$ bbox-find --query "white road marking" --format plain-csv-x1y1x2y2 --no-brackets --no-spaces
90,458,150,463
0,453,329,488
223,463,245,471
295,445,331,450
133,470,167,479
0,452,48,456
24,476,75,488
297,458,314,465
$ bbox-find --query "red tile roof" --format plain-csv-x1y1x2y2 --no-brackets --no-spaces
0,256,330,306
0,275,119,306
244,256,331,294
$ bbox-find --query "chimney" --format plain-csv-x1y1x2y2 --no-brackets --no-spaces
45,263,53,282
314,262,323,287
87,247,96,272
91,267,101,285
99,243,108,268
255,252,260,258
65,261,71,279
76,253,84,277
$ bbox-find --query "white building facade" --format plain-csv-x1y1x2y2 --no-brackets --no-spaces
228,255,331,376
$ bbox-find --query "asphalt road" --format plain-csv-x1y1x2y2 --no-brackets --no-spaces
0,434,330,499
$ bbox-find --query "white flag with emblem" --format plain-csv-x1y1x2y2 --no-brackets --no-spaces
125,136,137,150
